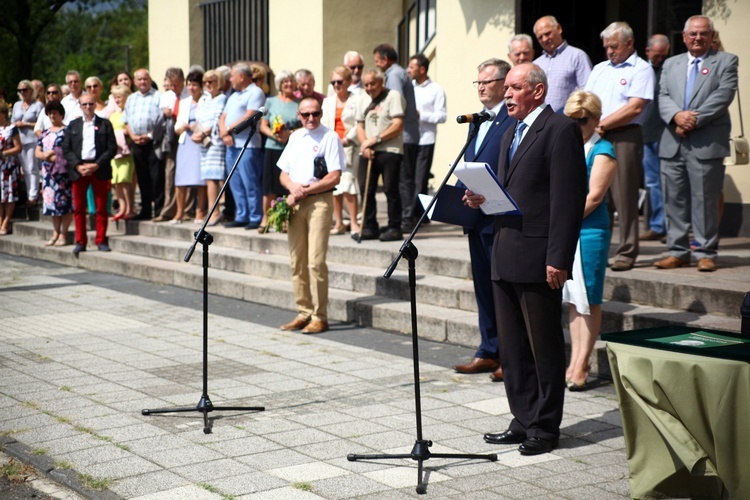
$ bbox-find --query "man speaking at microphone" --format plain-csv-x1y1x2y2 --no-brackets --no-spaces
465,63,586,455
452,58,515,382
219,62,266,230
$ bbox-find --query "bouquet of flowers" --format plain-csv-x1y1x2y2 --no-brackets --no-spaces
265,196,292,233
271,115,285,135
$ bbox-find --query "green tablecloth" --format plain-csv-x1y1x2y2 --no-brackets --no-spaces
606,334,750,499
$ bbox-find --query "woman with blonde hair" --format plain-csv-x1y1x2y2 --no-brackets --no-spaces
562,90,618,391
12,79,44,205
84,76,109,117
0,99,23,234
321,66,359,235
195,69,227,226
109,85,136,220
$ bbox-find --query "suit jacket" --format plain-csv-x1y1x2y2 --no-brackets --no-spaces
62,115,117,182
492,105,587,283
658,48,738,160
462,106,515,234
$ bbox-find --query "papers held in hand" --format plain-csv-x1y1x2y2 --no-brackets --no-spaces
454,162,520,215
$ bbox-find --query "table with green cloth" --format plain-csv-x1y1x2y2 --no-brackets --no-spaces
603,326,750,499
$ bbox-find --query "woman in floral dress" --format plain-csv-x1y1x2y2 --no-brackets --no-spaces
0,99,23,235
35,101,72,246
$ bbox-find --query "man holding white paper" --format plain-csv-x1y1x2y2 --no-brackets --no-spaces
452,58,515,381
465,63,586,455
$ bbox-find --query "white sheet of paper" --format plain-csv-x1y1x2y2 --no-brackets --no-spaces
454,162,520,215
418,194,435,219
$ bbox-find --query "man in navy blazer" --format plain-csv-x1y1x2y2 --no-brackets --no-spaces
466,63,587,455
453,58,515,381
655,15,738,272
62,93,117,255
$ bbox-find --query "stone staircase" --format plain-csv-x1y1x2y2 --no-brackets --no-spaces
1,209,747,379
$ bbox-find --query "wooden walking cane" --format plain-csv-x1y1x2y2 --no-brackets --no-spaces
355,156,373,244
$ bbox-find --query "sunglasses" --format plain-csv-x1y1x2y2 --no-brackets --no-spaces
348,65,364,70
80,102,96,107
17,88,30,92
86,84,100,89
330,80,344,86
299,111,322,118
203,80,217,84
47,90,59,95
575,116,590,125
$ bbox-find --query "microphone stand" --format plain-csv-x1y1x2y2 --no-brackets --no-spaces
142,125,265,434
347,121,497,494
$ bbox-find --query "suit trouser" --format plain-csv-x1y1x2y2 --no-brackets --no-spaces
358,151,402,231
132,143,164,218
493,279,565,440
604,125,643,265
73,176,110,246
399,143,419,223
288,192,333,322
411,144,435,218
661,148,724,261
643,141,665,234
468,226,499,359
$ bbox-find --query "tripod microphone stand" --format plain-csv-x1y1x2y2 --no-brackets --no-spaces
347,123,497,494
142,125,265,434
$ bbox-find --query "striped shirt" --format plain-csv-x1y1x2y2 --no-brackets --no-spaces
122,88,162,135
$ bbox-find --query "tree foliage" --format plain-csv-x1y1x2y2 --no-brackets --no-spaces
0,0,148,100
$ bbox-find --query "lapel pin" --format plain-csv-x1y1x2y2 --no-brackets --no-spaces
619,78,627,85
701,67,709,75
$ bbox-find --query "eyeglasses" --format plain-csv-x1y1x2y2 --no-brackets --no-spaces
348,65,364,71
67,80,80,85
80,102,96,107
330,80,344,86
47,90,59,95
686,31,712,40
299,111,322,118
473,78,504,88
85,84,100,89
575,116,590,125
17,88,30,92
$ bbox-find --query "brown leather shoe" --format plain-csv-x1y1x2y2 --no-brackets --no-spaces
697,258,716,272
490,365,504,382
610,260,633,271
453,357,499,374
654,256,690,269
301,320,328,334
280,316,311,331
640,229,666,241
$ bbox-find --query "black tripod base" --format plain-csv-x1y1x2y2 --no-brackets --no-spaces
142,395,264,434
347,439,497,494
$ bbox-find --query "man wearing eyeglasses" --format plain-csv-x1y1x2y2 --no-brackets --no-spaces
277,97,344,334
61,70,84,125
452,58,514,382
344,51,365,94
584,22,654,272
655,15,738,273
62,93,117,256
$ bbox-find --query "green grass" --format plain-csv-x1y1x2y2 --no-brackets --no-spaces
59,386,73,392
54,460,73,470
30,448,47,455
293,482,313,491
1,458,34,483
77,473,113,491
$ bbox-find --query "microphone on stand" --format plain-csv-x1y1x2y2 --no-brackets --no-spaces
456,110,496,124
231,107,268,135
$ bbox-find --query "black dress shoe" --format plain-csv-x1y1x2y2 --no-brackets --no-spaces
223,220,248,228
97,243,111,252
484,429,526,445
72,243,86,256
518,436,558,455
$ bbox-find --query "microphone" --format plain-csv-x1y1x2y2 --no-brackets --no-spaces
456,110,496,124
231,107,268,135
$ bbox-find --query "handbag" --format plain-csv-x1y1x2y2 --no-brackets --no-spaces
726,87,749,166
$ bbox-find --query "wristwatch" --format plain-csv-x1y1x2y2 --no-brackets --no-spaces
376,134,382,144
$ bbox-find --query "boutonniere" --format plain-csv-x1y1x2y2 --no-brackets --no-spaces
95,126,99,131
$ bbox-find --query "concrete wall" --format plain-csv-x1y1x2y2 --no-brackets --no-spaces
148,0,198,85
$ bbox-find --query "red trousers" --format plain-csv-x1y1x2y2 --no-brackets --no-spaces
73,176,111,246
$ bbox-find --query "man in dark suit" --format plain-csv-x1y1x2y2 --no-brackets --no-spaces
453,58,515,382
465,63,587,455
655,15,738,272
62,93,117,255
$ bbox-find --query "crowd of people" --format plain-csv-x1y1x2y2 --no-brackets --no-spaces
0,13,737,455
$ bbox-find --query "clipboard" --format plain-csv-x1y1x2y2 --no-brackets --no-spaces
418,184,480,227
454,161,521,216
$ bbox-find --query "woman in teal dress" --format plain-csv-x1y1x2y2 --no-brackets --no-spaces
563,91,618,391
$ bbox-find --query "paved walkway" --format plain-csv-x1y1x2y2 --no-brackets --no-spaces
0,254,630,499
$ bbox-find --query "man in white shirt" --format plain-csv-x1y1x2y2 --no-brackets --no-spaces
61,70,84,125
277,97,344,334
407,53,446,221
